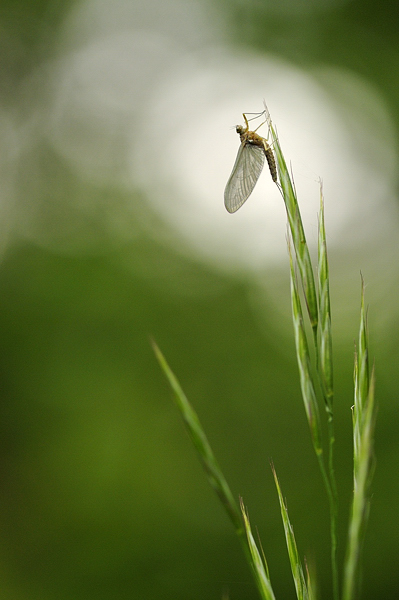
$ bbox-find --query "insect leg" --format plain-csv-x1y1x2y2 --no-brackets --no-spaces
242,113,250,130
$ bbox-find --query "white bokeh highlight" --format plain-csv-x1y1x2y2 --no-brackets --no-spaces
129,52,398,272
8,0,397,288
39,0,399,274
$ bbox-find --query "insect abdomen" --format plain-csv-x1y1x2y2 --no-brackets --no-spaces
265,146,277,183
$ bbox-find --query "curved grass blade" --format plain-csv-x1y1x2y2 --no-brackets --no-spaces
288,239,322,457
318,184,339,600
342,280,377,600
263,102,318,336
151,340,243,533
271,464,309,600
317,184,334,412
240,498,276,600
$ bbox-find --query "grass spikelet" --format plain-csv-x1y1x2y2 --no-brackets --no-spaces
271,464,310,600
305,558,318,600
264,102,318,338
317,183,338,598
317,183,334,412
240,498,276,600
288,239,322,457
153,106,377,600
342,280,377,600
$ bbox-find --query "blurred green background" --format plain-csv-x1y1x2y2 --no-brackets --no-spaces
1,0,399,599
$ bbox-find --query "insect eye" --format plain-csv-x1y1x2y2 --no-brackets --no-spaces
236,125,243,133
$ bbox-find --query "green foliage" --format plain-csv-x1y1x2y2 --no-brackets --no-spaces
240,498,276,600
271,464,309,600
271,107,339,600
154,108,377,600
151,340,245,543
342,281,377,600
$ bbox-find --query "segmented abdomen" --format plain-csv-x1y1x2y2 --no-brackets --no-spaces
265,146,277,183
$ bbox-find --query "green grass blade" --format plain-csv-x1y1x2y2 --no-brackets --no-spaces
288,240,322,457
240,498,276,600
317,184,334,412
265,107,341,600
342,281,377,600
271,464,309,600
305,559,318,600
151,340,245,541
355,275,370,442
317,185,339,600
267,106,341,600
266,105,318,337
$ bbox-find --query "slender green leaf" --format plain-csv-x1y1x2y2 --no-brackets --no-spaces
288,240,322,456
151,340,244,539
317,184,333,412
271,464,309,600
265,103,318,336
305,558,318,600
317,184,339,600
342,281,377,600
240,498,276,600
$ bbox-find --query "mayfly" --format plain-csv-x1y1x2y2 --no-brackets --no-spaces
224,112,277,213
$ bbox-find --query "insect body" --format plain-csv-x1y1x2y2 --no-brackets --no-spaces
224,113,277,213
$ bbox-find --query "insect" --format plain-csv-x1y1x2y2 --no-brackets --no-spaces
224,112,277,213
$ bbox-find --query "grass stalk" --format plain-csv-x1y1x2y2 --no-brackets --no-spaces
153,106,376,600
151,340,255,578
267,104,339,600
240,498,276,600
287,238,323,458
271,463,310,600
266,109,318,342
317,186,339,600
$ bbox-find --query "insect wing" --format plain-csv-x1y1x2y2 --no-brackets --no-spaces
224,142,265,213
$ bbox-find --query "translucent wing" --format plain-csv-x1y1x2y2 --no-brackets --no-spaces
224,143,265,213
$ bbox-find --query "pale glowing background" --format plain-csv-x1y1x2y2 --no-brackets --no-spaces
4,0,398,316
6,0,398,269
